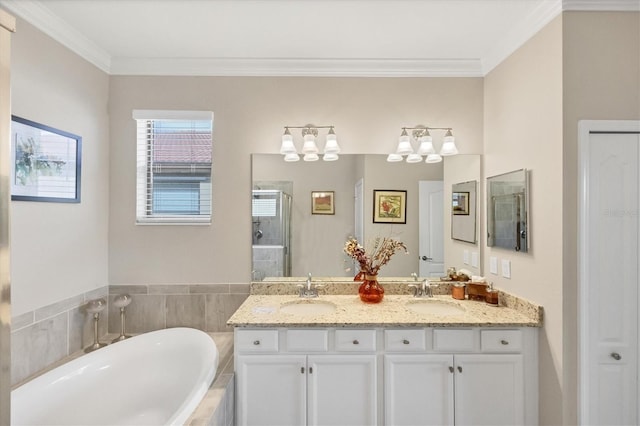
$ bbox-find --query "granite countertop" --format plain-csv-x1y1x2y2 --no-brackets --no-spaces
227,294,542,328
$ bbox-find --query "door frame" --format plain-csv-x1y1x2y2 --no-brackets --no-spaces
577,119,640,424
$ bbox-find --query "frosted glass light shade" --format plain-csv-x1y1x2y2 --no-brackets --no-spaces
303,153,319,161
280,133,296,155
440,133,458,156
425,153,443,163
396,133,413,155
387,153,403,162
417,135,435,155
302,134,319,154
323,152,339,161
406,153,423,163
324,133,340,154
284,152,300,162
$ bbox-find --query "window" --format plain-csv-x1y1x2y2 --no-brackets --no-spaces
133,110,213,224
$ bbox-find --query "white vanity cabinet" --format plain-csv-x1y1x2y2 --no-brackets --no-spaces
235,326,538,426
384,328,537,426
235,328,378,426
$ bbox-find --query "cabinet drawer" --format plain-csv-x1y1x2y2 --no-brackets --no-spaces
433,329,475,352
335,329,376,351
286,329,329,352
384,329,427,351
236,329,279,352
481,329,522,352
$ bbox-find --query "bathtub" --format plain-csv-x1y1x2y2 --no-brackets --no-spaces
11,327,219,426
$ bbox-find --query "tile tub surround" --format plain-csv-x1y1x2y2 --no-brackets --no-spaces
108,283,250,334
10,286,109,385
227,294,542,328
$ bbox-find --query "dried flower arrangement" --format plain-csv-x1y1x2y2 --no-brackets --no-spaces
343,237,407,276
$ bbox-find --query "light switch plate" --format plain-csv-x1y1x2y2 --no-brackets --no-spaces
501,259,511,279
490,257,498,275
471,252,478,268
463,250,469,265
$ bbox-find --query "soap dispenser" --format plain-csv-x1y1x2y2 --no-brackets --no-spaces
485,282,499,306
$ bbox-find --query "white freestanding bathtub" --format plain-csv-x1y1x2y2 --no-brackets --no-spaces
11,327,219,426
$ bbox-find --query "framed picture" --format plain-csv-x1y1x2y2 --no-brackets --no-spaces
373,190,406,224
11,116,82,203
452,191,470,215
311,191,335,215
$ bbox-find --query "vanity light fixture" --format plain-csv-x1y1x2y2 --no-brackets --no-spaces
280,125,340,162
388,125,458,163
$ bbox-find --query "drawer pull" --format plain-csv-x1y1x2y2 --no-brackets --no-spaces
402,339,410,345
500,339,509,345
353,339,360,345
611,352,622,361
253,340,261,345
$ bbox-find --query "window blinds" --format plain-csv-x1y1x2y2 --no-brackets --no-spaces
133,110,213,224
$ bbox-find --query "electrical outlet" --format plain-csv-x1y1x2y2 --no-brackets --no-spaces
501,259,511,279
463,250,469,265
490,257,498,275
471,252,478,268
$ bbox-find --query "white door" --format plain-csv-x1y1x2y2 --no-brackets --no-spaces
419,180,444,277
580,122,639,425
454,354,525,426
307,355,377,426
237,355,307,426
384,354,454,425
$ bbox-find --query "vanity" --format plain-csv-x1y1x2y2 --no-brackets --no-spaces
228,281,542,426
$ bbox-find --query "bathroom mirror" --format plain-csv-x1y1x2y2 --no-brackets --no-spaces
451,180,477,244
252,154,482,280
487,169,529,252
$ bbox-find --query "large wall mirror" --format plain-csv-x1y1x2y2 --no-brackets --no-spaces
487,168,529,252
252,154,481,280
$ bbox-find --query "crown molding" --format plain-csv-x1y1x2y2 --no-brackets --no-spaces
110,57,484,78
0,0,111,73
481,0,563,74
2,0,638,77
563,0,640,11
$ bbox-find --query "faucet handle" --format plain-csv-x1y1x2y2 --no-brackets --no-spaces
408,283,421,297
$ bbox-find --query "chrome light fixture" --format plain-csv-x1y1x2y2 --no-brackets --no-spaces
279,124,340,162
389,125,458,163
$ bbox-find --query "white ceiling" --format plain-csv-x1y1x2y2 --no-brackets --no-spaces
1,0,638,76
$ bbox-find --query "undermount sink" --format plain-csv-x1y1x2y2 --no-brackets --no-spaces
406,299,466,316
279,300,337,316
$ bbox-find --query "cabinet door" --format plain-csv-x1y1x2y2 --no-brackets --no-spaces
454,354,524,426
237,355,306,426
307,355,377,426
384,354,454,426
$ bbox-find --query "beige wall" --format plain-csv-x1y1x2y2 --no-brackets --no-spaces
561,11,640,425
108,77,483,285
10,19,110,316
484,16,564,425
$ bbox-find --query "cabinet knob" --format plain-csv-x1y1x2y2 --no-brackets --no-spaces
301,367,305,374
253,340,260,345
448,366,454,373
457,366,463,373
402,339,410,345
500,339,509,345
611,352,622,361
352,339,360,345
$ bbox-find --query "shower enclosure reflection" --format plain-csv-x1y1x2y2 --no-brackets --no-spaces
251,186,292,280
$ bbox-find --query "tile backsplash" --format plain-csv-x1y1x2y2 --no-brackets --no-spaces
11,283,249,386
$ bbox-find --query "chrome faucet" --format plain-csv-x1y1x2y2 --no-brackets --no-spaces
297,273,324,298
408,279,438,298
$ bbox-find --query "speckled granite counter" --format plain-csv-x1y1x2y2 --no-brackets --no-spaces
227,294,542,328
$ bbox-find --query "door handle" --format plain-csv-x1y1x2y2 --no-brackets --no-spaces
611,352,622,361
420,256,433,261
